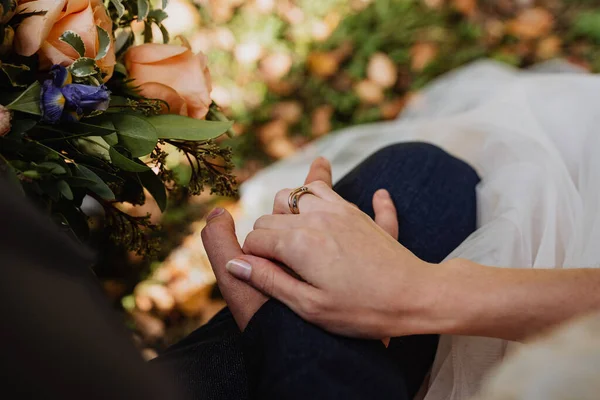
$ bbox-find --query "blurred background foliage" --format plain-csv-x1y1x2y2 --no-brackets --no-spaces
108,0,600,357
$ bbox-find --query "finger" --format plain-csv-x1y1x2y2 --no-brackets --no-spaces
201,208,267,330
373,189,399,239
242,228,295,265
273,180,344,214
254,214,305,230
226,255,318,311
304,157,333,187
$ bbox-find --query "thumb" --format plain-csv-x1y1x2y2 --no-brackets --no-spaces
226,254,317,312
201,208,266,330
373,189,399,240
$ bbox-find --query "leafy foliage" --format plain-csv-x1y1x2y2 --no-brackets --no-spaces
0,0,236,258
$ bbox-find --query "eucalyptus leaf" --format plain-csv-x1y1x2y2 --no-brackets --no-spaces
104,132,118,146
148,115,232,141
110,0,125,18
137,0,150,21
37,161,67,175
95,26,111,60
76,165,115,200
148,9,168,23
6,81,41,115
139,170,167,212
59,30,86,58
110,114,158,157
57,180,73,200
76,136,111,162
70,57,98,78
109,147,151,172
9,118,36,135
114,29,133,55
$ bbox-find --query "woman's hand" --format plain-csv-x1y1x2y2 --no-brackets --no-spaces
226,180,443,339
203,157,400,332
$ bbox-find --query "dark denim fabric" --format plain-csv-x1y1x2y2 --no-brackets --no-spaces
154,142,480,399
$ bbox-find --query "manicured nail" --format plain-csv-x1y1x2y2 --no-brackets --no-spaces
206,207,224,222
226,259,252,281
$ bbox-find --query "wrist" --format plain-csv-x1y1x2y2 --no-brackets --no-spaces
389,257,484,337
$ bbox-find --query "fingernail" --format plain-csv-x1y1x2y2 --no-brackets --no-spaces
226,259,252,281
206,207,224,222
375,189,390,199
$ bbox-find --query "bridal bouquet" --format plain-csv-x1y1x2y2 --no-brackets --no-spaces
0,0,236,256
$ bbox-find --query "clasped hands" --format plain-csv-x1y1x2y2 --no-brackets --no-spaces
201,158,444,339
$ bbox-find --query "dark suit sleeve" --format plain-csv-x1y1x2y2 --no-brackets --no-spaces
0,179,178,400
242,300,408,400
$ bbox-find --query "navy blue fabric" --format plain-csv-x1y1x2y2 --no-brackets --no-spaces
154,142,481,400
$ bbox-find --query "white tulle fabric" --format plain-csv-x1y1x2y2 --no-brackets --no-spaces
234,60,600,400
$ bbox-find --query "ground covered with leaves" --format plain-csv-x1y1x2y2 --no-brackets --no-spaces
118,0,600,355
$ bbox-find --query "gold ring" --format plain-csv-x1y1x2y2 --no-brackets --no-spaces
288,186,312,214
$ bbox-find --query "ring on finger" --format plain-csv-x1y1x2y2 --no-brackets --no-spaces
288,186,313,214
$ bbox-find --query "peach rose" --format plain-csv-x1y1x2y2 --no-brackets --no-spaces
14,0,116,80
124,44,212,120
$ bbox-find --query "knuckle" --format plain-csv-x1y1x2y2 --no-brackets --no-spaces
242,231,256,253
311,180,328,191
275,189,291,205
253,215,268,230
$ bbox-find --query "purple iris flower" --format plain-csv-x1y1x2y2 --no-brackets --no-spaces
41,65,110,124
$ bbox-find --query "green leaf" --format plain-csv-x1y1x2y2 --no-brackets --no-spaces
109,147,151,172
114,29,133,55
69,57,98,77
95,26,111,60
37,161,67,175
139,170,167,212
137,0,150,21
76,136,110,161
6,81,41,115
59,30,86,58
57,180,73,200
9,118,37,135
76,165,115,200
110,114,158,157
148,114,233,140
148,9,168,23
0,154,24,196
110,0,125,18
104,132,118,146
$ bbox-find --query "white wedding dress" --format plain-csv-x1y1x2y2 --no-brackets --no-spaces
234,60,600,400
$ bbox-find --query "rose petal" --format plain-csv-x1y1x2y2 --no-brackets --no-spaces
38,41,75,71
128,51,212,120
60,0,90,19
14,0,67,56
137,82,188,116
125,43,189,65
